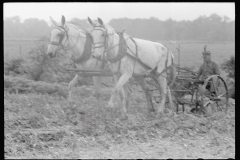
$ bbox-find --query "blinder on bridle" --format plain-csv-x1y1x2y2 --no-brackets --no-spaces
91,26,108,49
90,25,116,61
49,26,69,48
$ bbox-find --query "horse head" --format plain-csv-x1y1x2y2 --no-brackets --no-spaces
47,15,87,58
88,17,115,60
47,15,70,58
47,16,103,70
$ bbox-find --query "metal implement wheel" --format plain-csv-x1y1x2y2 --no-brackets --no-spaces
170,77,195,113
193,75,229,115
144,76,174,113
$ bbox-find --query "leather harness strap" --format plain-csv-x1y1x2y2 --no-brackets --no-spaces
94,27,173,78
107,32,128,63
71,32,93,63
156,48,174,78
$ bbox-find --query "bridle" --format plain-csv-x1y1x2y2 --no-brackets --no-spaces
91,26,116,61
91,26,108,49
49,26,81,51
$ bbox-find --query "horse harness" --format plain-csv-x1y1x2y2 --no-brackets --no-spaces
91,26,174,78
71,32,94,63
49,26,70,49
49,26,96,65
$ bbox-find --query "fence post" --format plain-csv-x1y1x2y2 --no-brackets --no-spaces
176,44,180,75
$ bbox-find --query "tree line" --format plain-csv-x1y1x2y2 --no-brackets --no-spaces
4,13,235,42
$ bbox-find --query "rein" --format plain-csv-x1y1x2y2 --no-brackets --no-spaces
91,26,115,50
49,24,95,65
91,26,131,63
49,26,83,52
105,36,131,54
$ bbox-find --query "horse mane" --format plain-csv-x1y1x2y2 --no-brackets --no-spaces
91,20,115,34
104,23,116,34
66,22,89,34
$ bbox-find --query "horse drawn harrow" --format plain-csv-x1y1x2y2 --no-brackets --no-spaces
170,67,229,115
48,16,228,117
65,62,229,116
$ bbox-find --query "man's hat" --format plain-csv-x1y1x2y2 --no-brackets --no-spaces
202,51,211,55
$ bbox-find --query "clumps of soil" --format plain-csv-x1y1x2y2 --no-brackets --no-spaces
4,78,235,158
4,75,68,97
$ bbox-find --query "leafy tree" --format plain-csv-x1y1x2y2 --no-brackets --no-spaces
221,56,235,99
4,14,235,41
222,56,235,79
4,16,25,38
23,18,51,38
69,18,92,31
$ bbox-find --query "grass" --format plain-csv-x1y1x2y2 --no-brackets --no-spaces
160,41,235,70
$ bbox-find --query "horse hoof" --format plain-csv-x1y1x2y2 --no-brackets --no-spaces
108,101,114,108
157,108,165,114
93,92,101,99
156,111,164,118
120,115,128,120
166,109,174,116
147,106,155,113
68,100,74,106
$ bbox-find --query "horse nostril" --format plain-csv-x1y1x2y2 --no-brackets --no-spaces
92,55,95,58
48,52,53,58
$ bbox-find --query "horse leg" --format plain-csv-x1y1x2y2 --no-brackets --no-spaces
92,76,102,107
109,74,131,108
156,73,168,116
118,84,130,112
167,86,174,114
68,74,80,104
109,73,132,119
136,78,154,112
107,75,120,108
123,84,131,111
119,84,131,120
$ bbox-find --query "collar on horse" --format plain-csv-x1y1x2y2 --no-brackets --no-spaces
92,29,130,63
49,26,94,64
105,32,130,63
71,32,93,63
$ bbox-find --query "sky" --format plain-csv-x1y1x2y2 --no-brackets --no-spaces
4,2,235,24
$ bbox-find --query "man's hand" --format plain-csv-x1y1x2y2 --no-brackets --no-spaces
193,79,204,85
191,72,198,76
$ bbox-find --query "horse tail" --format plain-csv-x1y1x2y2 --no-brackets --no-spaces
167,51,176,88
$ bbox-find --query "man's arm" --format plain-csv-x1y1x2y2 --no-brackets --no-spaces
214,61,221,76
196,65,203,80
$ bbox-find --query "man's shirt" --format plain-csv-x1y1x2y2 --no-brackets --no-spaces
197,60,221,80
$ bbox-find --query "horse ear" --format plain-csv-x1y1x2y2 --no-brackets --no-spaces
98,18,104,25
88,17,93,26
49,16,59,27
61,15,66,26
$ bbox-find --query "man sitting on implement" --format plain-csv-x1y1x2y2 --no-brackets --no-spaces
195,50,221,101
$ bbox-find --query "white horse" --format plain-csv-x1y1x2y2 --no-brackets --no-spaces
47,16,158,111
88,17,176,118
47,15,107,103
